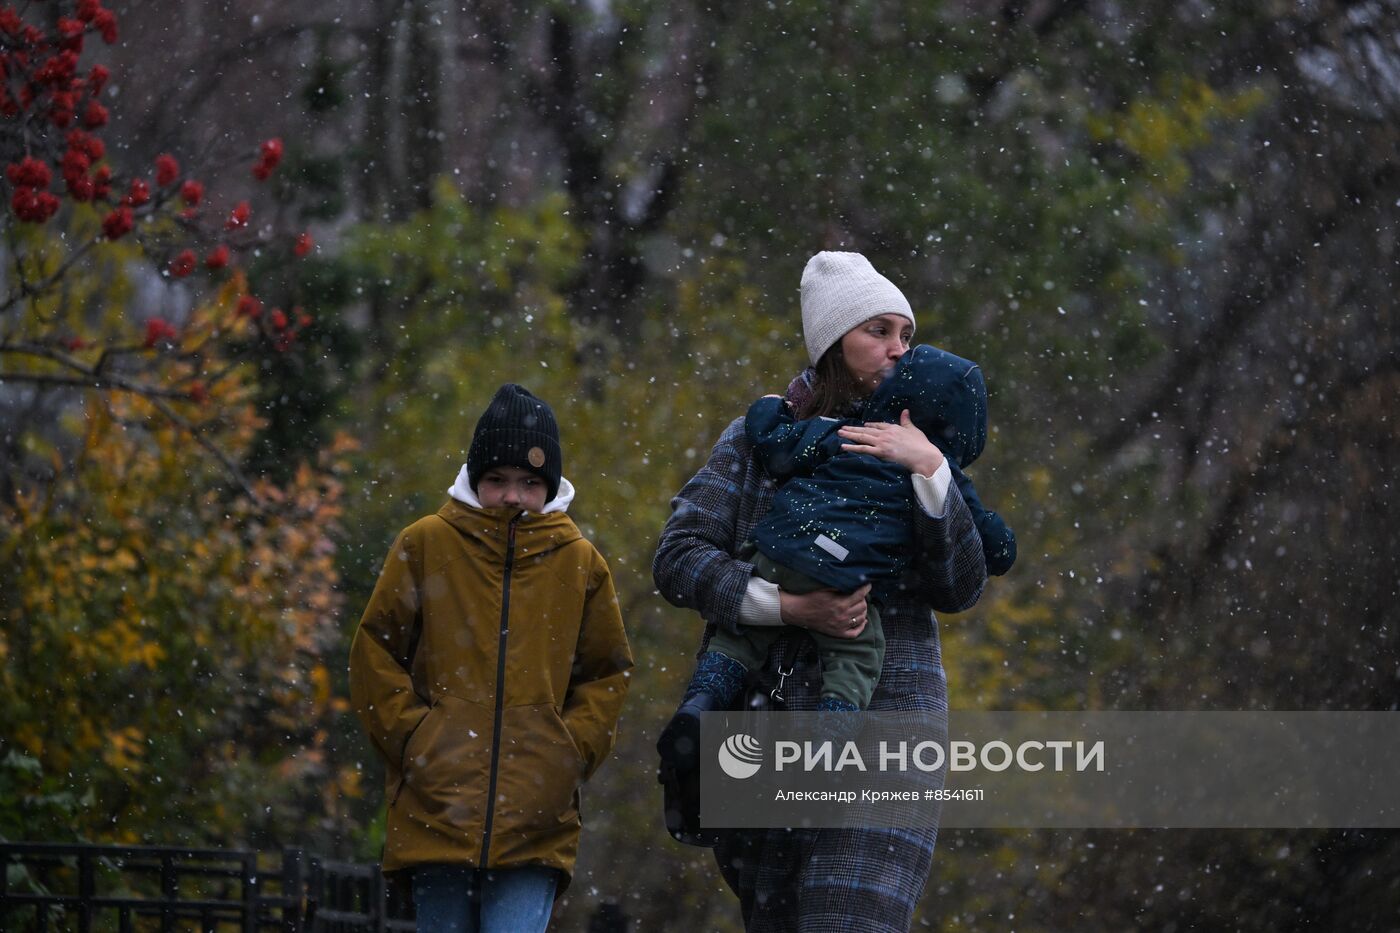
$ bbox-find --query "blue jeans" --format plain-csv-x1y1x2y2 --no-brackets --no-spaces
412,864,557,933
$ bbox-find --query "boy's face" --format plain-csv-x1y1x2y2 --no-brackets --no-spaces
476,465,549,512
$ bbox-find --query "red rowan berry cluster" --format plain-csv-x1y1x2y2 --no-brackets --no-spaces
2,2,317,358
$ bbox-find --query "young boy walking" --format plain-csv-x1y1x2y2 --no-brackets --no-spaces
350,383,633,933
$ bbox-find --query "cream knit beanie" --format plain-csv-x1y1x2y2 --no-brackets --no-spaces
800,251,915,365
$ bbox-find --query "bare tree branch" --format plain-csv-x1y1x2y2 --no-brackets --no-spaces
1,237,103,315
146,393,262,504
0,343,262,502
0,370,189,399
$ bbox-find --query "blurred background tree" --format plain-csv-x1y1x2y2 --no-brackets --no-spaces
3,0,1397,928
1,0,354,854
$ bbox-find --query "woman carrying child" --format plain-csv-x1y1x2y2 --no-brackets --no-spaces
653,252,991,932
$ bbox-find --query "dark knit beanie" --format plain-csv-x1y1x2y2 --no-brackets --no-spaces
467,384,562,502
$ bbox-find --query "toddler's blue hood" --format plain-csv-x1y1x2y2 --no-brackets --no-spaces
865,344,988,468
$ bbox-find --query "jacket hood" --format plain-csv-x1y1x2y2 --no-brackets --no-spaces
448,463,576,513
439,474,582,562
866,344,988,468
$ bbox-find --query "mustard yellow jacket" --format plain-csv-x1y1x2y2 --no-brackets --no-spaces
349,497,632,885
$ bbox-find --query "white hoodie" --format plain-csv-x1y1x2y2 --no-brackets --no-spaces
447,463,576,514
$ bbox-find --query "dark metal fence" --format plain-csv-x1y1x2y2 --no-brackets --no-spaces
0,843,414,932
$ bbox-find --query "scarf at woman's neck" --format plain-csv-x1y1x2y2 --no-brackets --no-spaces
784,366,867,419
783,367,816,413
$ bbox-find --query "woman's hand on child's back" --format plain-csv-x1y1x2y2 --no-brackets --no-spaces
838,409,945,476
779,585,873,638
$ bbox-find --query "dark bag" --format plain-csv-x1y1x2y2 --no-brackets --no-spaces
658,637,806,847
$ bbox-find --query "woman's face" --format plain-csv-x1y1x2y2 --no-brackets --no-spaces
839,313,913,392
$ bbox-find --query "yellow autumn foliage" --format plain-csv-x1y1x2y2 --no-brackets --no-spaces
0,246,356,844
1089,77,1267,196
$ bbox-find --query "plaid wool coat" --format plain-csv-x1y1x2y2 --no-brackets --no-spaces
653,415,988,933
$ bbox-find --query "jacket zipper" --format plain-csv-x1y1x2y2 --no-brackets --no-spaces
480,512,521,867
